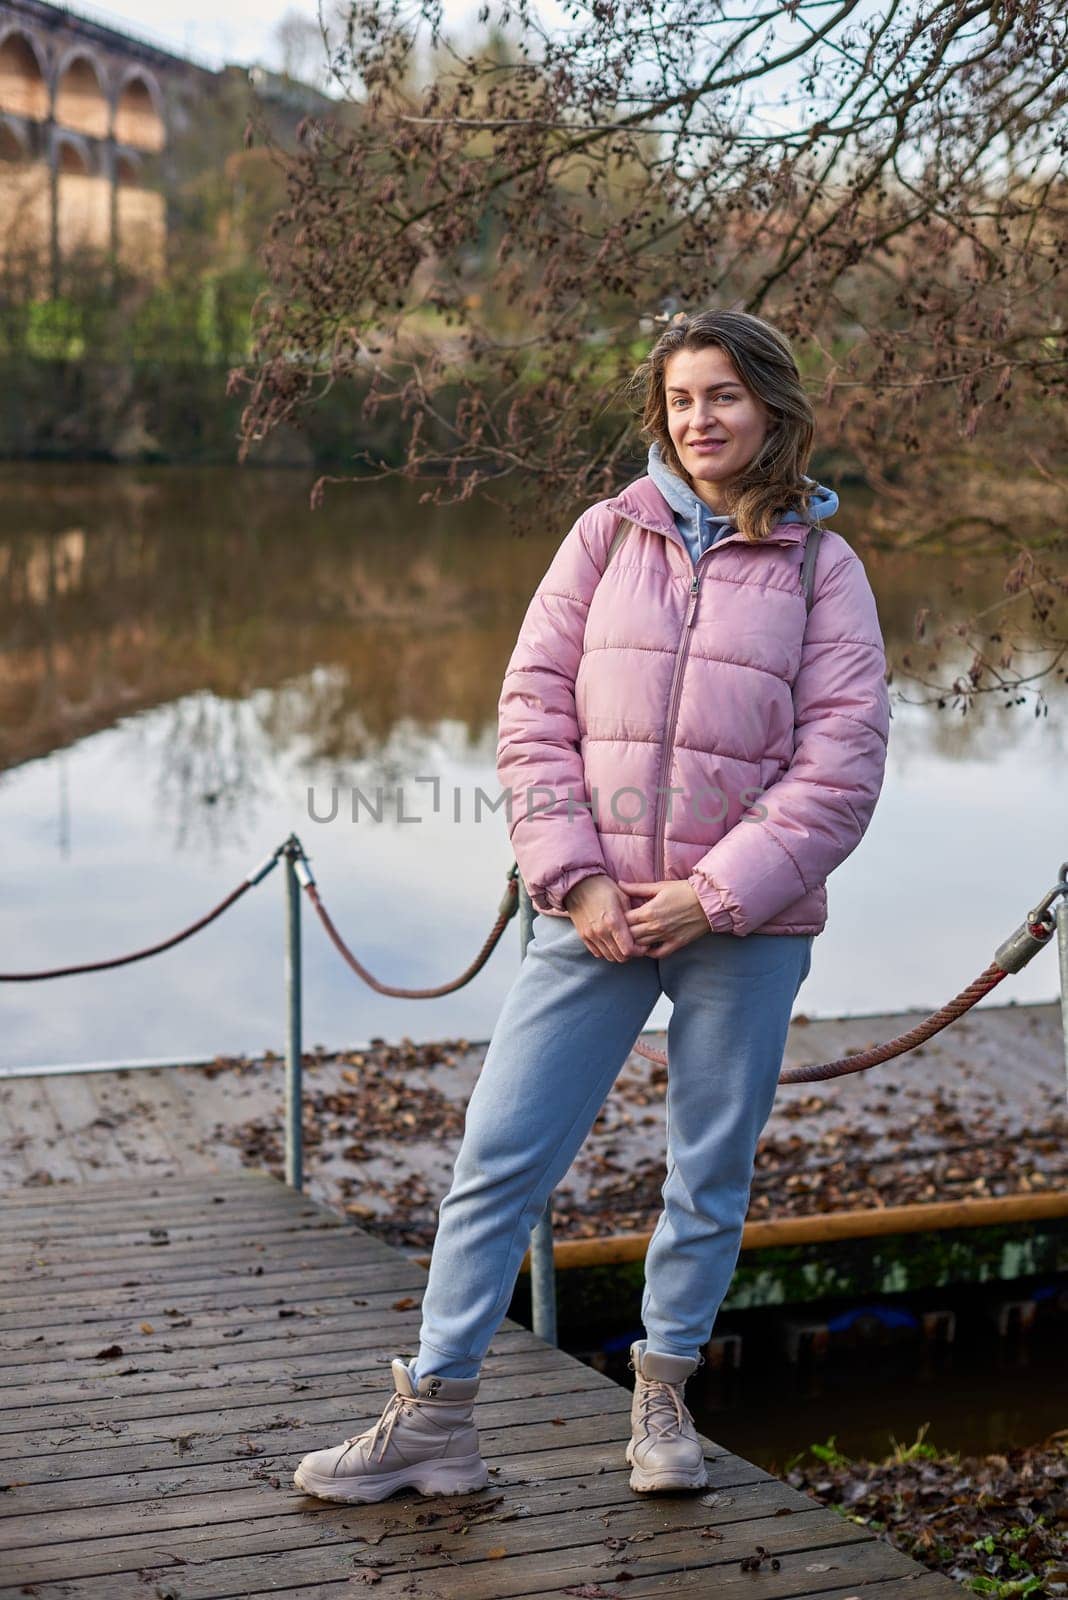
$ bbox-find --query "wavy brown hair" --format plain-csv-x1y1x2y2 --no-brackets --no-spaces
628,309,821,544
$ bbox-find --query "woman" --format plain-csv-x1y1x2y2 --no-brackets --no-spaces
294,309,891,1503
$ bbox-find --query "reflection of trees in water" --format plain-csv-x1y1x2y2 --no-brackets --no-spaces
257,667,379,771
145,693,264,853
0,466,536,773
0,466,1064,786
256,667,496,803
121,673,497,853
888,689,1068,776
868,543,1068,722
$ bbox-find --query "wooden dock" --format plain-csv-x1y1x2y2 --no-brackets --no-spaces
0,1171,960,1598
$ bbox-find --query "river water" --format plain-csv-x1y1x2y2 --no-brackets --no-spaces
1,464,1064,1070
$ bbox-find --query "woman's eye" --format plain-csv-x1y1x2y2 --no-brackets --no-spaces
670,392,738,406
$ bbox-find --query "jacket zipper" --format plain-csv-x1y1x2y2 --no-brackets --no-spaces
639,516,799,879
652,552,708,880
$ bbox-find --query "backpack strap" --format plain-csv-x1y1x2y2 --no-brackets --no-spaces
800,523,823,613
603,514,634,571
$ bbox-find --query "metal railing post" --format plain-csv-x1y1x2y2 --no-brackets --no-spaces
1057,887,1068,1107
283,841,303,1191
519,879,558,1346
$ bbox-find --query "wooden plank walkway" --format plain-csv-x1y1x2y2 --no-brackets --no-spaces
0,1171,960,1598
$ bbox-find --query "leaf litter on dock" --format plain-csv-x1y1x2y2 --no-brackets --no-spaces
208,1030,1068,1249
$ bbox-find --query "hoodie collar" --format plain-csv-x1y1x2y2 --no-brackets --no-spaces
604,445,839,551
646,441,734,562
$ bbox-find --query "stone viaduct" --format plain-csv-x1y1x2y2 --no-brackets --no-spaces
0,0,209,281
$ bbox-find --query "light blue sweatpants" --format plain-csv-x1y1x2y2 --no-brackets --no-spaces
413,908,813,1379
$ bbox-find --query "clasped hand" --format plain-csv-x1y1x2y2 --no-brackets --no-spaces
561,873,710,961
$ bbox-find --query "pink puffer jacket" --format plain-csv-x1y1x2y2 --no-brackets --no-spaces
496,474,890,938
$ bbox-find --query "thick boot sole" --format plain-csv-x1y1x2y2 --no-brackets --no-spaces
294,1452,490,1504
625,1440,708,1494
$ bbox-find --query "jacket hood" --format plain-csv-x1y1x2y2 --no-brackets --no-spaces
779,478,839,524
642,439,839,550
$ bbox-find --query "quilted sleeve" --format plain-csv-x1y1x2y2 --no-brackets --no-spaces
496,508,610,914
687,550,891,936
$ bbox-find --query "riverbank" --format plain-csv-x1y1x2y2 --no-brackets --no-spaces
0,356,367,466
785,1430,1067,1597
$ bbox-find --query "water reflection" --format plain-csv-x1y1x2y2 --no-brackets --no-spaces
3,463,1064,785
0,464,1064,1068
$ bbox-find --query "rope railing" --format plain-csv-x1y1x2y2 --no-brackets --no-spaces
0,837,518,992
635,864,1068,1084
0,832,521,1202
634,955,1033,1084
0,848,284,983
297,857,519,998
289,840,1062,1091
2,839,1064,1091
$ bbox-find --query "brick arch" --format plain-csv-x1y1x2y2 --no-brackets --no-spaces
54,49,109,140
0,101,49,268
55,125,109,261
54,130,92,176
0,28,49,121
113,68,165,152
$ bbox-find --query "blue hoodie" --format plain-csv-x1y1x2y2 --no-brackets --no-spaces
646,440,839,569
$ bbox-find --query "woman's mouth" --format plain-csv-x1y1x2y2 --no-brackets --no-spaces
688,439,728,453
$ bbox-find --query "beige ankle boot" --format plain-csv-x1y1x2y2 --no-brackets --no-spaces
625,1339,709,1492
294,1358,490,1503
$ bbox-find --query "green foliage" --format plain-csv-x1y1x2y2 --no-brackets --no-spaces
0,264,260,367
967,1576,1045,1596
967,1520,1050,1594
807,1434,852,1469
885,1421,948,1466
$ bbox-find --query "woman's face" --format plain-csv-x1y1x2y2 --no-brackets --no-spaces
663,345,772,508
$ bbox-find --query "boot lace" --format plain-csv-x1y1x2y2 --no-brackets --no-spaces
636,1376,692,1442
336,1389,415,1468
